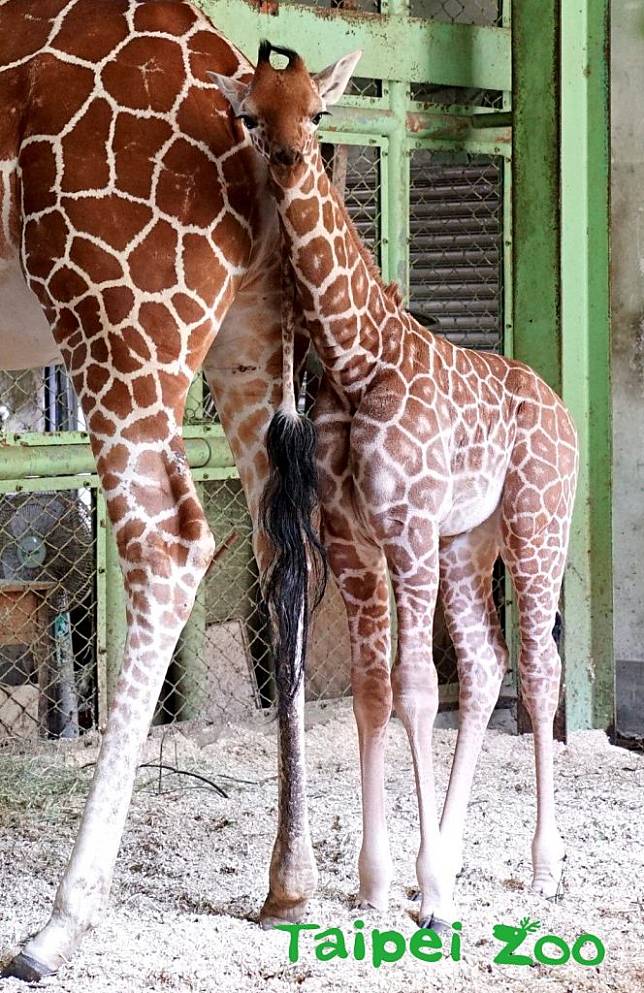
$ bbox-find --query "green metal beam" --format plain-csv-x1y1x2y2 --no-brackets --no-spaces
387,77,410,294
560,0,613,730
197,0,511,91
0,434,235,480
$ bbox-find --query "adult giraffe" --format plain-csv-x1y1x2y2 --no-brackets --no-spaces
210,43,578,931
0,1,322,980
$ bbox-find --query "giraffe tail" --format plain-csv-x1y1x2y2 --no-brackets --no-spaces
260,407,328,716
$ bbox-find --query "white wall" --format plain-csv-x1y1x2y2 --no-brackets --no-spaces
611,0,644,734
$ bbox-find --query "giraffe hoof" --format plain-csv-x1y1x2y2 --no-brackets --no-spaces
259,896,310,929
1,952,56,982
532,854,567,902
419,916,452,937
356,898,387,913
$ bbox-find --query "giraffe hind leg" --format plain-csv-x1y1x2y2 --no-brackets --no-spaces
3,431,216,978
3,304,219,976
501,514,571,899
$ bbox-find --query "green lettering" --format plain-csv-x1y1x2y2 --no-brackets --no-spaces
353,920,366,961
449,922,462,962
314,927,349,962
571,933,606,966
533,935,570,965
273,923,320,963
372,928,406,968
492,924,533,966
409,928,443,963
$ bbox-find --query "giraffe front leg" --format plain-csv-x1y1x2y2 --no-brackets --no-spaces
386,539,449,931
204,287,318,926
325,521,393,911
437,520,508,913
2,434,215,981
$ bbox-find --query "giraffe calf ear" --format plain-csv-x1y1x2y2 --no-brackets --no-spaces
208,72,250,115
313,50,362,106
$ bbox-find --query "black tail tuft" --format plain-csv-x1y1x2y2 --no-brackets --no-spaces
261,409,328,717
552,610,564,650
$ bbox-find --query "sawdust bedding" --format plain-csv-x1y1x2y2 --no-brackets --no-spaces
0,700,642,993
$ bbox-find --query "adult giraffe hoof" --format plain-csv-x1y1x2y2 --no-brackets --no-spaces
1,952,56,983
259,895,310,930
418,916,452,937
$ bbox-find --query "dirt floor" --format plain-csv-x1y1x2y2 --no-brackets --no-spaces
0,700,643,993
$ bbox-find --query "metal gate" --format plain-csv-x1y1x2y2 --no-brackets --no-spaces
0,0,612,740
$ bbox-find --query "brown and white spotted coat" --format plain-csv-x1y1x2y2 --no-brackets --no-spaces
1,3,317,980
212,44,579,930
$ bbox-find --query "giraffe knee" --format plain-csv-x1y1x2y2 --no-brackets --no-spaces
119,521,215,590
352,667,393,731
391,665,439,728
519,639,562,722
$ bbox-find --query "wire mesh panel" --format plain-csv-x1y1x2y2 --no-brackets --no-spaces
0,369,82,434
0,488,97,740
410,83,504,108
410,0,501,25
322,143,382,261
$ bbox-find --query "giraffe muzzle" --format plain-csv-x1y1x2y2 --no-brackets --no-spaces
271,146,303,167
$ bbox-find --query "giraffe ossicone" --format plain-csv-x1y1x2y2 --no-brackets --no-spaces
211,41,578,929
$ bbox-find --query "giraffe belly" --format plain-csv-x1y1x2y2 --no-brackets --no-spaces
439,474,506,538
0,256,60,370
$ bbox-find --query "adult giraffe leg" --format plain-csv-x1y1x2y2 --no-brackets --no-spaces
203,269,317,926
432,514,508,924
4,397,216,981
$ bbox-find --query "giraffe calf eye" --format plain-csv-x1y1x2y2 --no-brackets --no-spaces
238,114,258,130
311,112,327,126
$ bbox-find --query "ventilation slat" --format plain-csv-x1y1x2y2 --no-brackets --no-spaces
409,150,503,351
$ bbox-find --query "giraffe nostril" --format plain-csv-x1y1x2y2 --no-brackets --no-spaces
272,147,301,167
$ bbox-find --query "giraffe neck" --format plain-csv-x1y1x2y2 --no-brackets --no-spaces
274,148,400,397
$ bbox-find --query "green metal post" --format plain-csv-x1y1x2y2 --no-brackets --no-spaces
174,374,209,720
104,510,127,708
513,0,613,731
512,0,560,733
384,0,410,297
95,489,108,724
511,0,561,393
560,0,613,730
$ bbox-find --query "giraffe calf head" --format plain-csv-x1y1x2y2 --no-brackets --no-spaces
209,41,361,176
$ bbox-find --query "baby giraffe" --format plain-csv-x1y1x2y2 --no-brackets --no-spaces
211,44,578,931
